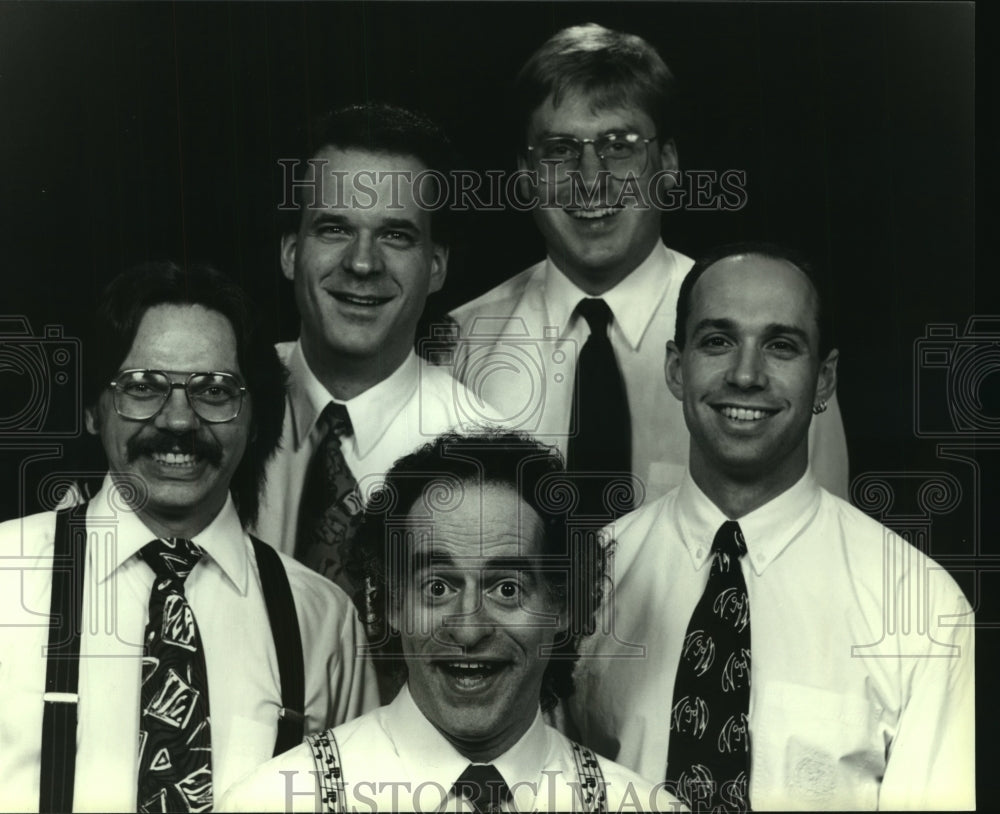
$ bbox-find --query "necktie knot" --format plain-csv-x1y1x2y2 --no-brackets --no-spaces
140,537,204,582
454,763,511,813
576,297,613,337
320,402,353,439
712,520,748,560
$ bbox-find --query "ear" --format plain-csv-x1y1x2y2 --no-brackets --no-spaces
815,348,839,406
658,138,679,173
84,404,100,436
664,340,685,401
427,243,449,295
280,231,298,281
516,152,536,204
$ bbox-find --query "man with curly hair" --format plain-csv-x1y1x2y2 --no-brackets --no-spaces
220,432,683,812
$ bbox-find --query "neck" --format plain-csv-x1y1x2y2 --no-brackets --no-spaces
548,236,658,296
301,336,409,401
688,454,808,520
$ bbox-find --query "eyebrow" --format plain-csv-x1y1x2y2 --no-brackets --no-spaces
692,318,812,344
309,211,423,234
409,552,546,573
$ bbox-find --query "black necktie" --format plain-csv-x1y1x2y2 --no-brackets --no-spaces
137,538,213,813
666,521,752,813
295,402,364,595
566,298,632,518
453,764,512,814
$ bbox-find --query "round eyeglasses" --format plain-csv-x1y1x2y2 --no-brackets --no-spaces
527,131,657,183
110,369,247,423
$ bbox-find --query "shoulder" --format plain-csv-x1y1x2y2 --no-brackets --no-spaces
552,730,685,813
217,741,317,812
817,489,970,607
259,541,360,629
603,490,676,571
414,357,506,428
448,262,543,328
0,510,58,558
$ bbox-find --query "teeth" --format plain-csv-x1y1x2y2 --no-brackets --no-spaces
338,294,385,305
151,452,197,466
720,406,771,421
569,207,618,219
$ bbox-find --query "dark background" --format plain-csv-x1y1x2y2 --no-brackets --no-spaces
0,0,992,799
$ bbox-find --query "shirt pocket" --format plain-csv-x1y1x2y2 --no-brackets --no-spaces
752,680,886,810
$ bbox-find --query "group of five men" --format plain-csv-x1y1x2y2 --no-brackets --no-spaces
0,22,972,813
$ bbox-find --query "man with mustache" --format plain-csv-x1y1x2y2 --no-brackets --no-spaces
220,431,683,812
570,244,974,810
0,262,376,811
449,24,848,517
255,103,491,598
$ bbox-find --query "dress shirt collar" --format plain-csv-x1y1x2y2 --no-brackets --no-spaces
287,339,420,458
674,468,824,576
542,240,673,350
388,684,548,802
87,474,249,593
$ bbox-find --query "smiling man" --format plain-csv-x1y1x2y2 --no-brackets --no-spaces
220,431,683,812
569,244,975,811
256,103,491,597
449,24,848,517
0,262,375,812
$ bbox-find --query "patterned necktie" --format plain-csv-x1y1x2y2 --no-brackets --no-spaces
453,764,512,814
137,537,213,814
566,298,633,519
295,402,364,595
666,520,752,814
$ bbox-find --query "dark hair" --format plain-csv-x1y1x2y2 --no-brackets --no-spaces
82,260,286,527
348,430,608,712
674,241,835,358
512,23,678,155
281,102,457,246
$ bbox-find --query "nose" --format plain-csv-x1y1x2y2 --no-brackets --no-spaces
153,386,200,432
441,591,496,651
343,233,383,276
577,141,605,181
725,344,768,390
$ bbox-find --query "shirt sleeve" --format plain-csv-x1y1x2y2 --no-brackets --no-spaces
808,391,850,500
878,588,975,810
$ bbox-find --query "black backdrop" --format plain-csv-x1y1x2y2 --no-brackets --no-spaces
0,0,992,798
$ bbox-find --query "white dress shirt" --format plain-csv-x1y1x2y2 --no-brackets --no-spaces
254,342,497,555
0,477,378,812
570,470,975,810
219,685,683,812
448,241,849,505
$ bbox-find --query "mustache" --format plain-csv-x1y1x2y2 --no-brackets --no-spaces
126,431,223,467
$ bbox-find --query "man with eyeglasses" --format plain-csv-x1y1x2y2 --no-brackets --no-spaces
0,261,376,811
449,23,849,515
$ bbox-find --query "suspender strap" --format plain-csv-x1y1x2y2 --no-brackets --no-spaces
39,504,88,813
251,535,306,755
306,730,348,814
570,740,608,813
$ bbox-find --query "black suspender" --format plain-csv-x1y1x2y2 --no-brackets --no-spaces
38,514,306,811
250,535,306,755
39,505,87,813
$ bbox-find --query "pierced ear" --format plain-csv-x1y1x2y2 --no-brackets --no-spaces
815,348,839,405
428,244,449,295
664,340,685,401
280,232,298,281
